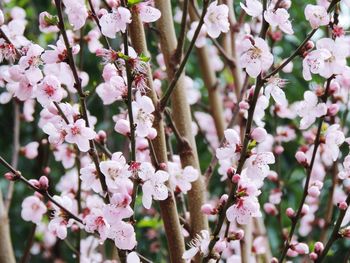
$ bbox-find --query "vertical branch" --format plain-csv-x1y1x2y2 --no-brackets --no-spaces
155,0,209,239
5,101,20,212
188,1,226,140
128,9,186,263
53,0,109,203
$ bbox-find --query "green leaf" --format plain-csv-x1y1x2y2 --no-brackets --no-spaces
137,217,162,229
127,0,143,7
139,53,150,62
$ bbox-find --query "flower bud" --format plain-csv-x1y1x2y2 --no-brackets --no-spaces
327,104,339,116
38,176,49,190
308,185,320,198
338,201,348,210
286,207,295,218
226,167,236,179
147,128,157,140
340,226,350,238
214,240,227,253
271,258,278,263
232,174,240,184
4,172,20,181
239,101,249,111
314,242,324,254
219,194,228,205
228,229,244,241
274,145,284,155
309,252,318,260
158,162,167,170
97,130,107,143
329,82,340,94
295,151,308,166
301,204,309,216
201,204,215,215
251,127,267,143
305,40,315,51
264,203,278,215
294,243,309,254
114,119,130,136
43,166,51,175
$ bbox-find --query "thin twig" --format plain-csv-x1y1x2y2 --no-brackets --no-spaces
278,77,333,263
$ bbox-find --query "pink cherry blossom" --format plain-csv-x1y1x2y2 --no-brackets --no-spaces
240,0,263,18
80,163,103,194
36,75,63,106
127,252,140,263
264,8,294,34
96,76,126,105
22,141,39,159
99,152,132,192
226,196,262,224
21,195,47,224
100,7,132,38
322,124,345,163
216,129,241,160
240,37,273,77
187,22,207,48
137,2,161,23
62,0,88,30
339,155,350,180
65,119,96,152
264,77,288,106
84,208,110,241
38,12,59,33
138,162,169,209
305,4,330,29
168,164,199,194
102,193,133,223
204,1,229,38
132,91,156,138
108,221,136,250
296,91,327,129
53,143,76,169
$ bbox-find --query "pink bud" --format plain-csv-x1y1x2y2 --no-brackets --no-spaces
38,176,49,190
314,242,324,254
114,119,130,136
4,172,19,181
271,258,278,263
158,162,167,170
233,229,244,240
214,240,227,253
251,127,267,143
220,194,228,205
97,130,107,143
147,128,157,140
97,8,108,17
328,104,339,116
264,203,278,215
338,201,348,210
226,167,236,178
305,40,315,51
295,151,307,166
274,145,284,155
43,167,51,175
201,204,215,215
329,82,340,94
294,243,309,254
239,101,249,111
308,186,320,198
286,207,295,218
301,204,309,216
309,252,318,260
340,226,350,238
232,174,240,184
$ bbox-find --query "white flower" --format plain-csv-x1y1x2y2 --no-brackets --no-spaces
204,1,230,38
296,91,327,130
240,0,263,18
182,230,210,260
138,162,169,209
240,37,274,77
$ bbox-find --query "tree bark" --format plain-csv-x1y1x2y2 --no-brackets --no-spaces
155,0,209,236
129,12,186,263
188,4,226,140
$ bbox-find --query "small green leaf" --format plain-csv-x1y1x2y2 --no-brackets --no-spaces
128,0,143,7
139,53,150,62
